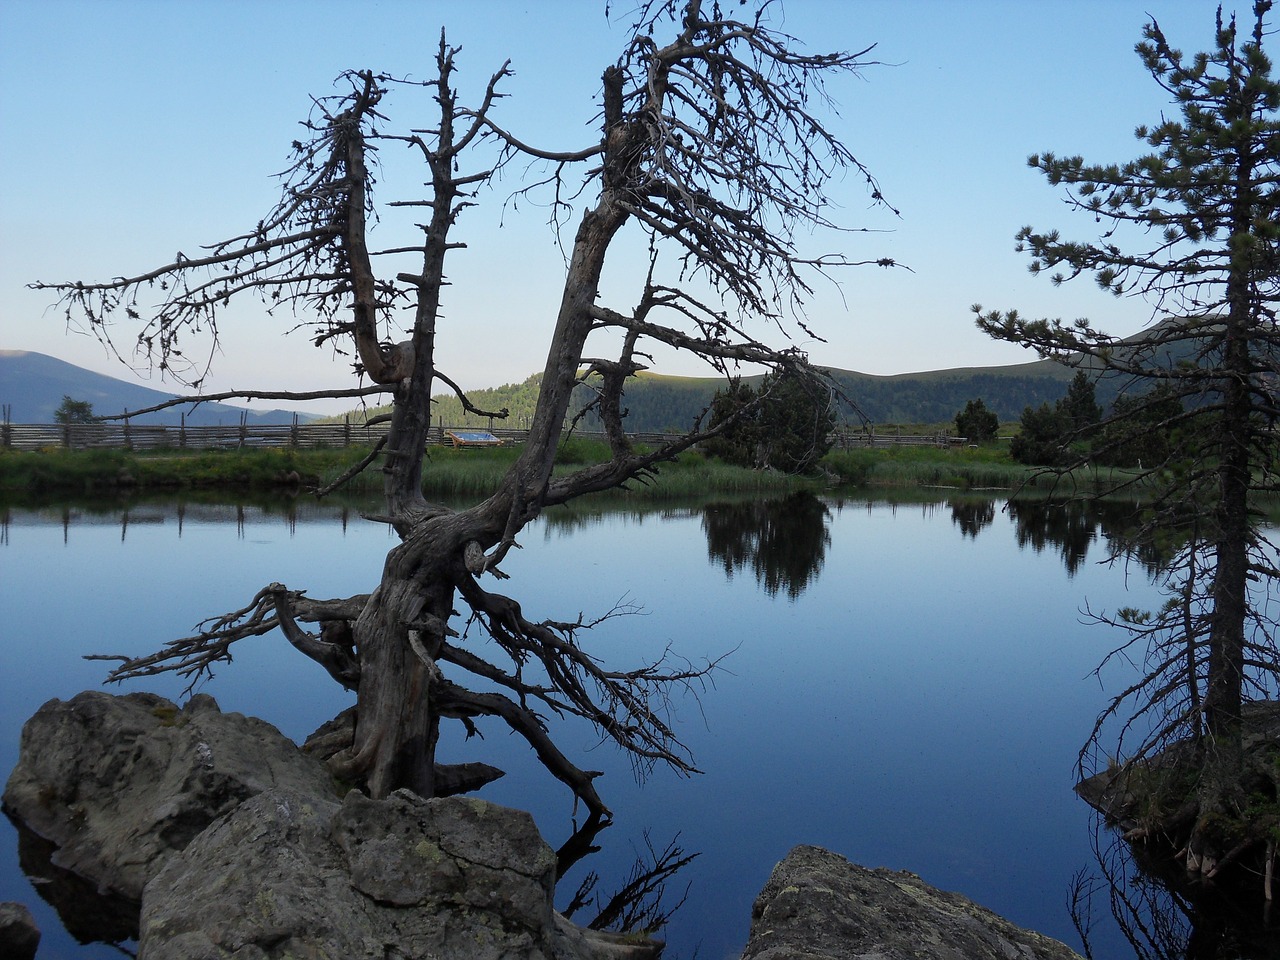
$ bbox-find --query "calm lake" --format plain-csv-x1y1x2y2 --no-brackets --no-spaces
1,492,1174,958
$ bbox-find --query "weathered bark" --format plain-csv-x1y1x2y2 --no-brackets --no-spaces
351,578,447,799
341,74,411,387
344,46,468,799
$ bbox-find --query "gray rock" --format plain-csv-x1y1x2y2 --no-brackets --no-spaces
2,690,337,904
140,787,656,960
0,902,40,960
742,845,1083,960
3,690,657,959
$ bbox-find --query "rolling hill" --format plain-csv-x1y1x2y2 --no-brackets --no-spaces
389,354,1109,433
0,350,317,425
415,321,1200,431
7,337,1152,434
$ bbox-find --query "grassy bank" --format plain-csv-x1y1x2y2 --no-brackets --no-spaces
0,440,807,503
0,439,1062,504
824,444,1036,489
0,447,364,496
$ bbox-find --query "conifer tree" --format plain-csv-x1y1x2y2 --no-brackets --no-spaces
954,398,999,444
1057,370,1102,434
975,1,1280,878
704,369,834,473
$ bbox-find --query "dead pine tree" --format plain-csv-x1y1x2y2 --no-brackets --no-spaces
35,0,896,853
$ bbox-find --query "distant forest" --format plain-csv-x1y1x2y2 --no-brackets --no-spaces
338,357,1128,432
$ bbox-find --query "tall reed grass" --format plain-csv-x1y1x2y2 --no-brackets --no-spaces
0,446,368,495
1,438,1147,505
413,442,802,500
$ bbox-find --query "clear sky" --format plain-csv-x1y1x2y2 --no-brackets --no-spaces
0,0,1222,414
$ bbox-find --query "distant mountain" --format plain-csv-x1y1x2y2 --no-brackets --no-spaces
0,351,318,425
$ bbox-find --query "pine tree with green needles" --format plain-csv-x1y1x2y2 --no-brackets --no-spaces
53,396,94,424
975,1,1280,879
954,398,999,444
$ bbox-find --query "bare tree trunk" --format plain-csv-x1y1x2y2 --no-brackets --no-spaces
353,583,443,799
343,55,467,799
348,518,491,798
508,203,629,506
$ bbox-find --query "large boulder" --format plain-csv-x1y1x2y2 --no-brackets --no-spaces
742,845,1083,960
140,787,654,960
0,902,40,960
2,690,337,904
3,690,657,959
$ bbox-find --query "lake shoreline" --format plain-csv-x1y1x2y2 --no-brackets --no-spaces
0,442,1040,506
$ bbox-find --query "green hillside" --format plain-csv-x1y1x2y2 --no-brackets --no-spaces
334,356,1103,433
828,362,1090,425
373,322,1208,432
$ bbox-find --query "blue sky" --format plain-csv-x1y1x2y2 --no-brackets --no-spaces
0,0,1220,413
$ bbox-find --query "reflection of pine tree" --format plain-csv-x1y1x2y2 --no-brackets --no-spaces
948,499,995,538
1071,824,1272,960
1006,498,1167,577
701,494,831,600
1006,499,1100,577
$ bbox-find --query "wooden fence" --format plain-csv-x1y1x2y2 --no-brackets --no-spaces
832,428,967,449
0,418,962,452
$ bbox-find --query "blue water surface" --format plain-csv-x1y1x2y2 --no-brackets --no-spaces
0,496,1158,959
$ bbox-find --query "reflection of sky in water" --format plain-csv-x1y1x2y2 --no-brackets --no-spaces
0,499,1159,960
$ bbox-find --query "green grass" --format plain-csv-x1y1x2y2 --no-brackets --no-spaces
0,439,803,505
0,436,1143,506
819,443,1160,493
417,444,523,498
0,446,371,499
416,439,803,500
822,444,1035,489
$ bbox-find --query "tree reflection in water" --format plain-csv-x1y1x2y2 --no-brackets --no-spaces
949,498,996,538
993,495,1277,958
701,493,831,600
1005,498,1167,578
1072,827,1276,960
1007,498,1103,577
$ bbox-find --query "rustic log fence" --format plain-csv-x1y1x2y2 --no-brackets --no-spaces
0,412,962,452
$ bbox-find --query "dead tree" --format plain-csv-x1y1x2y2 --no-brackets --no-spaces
37,2,894,825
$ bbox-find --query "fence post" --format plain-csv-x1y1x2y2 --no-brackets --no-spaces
1,404,9,450
180,412,187,449
291,413,299,448
344,414,351,447
239,411,248,449
123,411,133,451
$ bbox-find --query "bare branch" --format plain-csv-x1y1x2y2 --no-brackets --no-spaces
93,385,392,421
89,585,367,695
